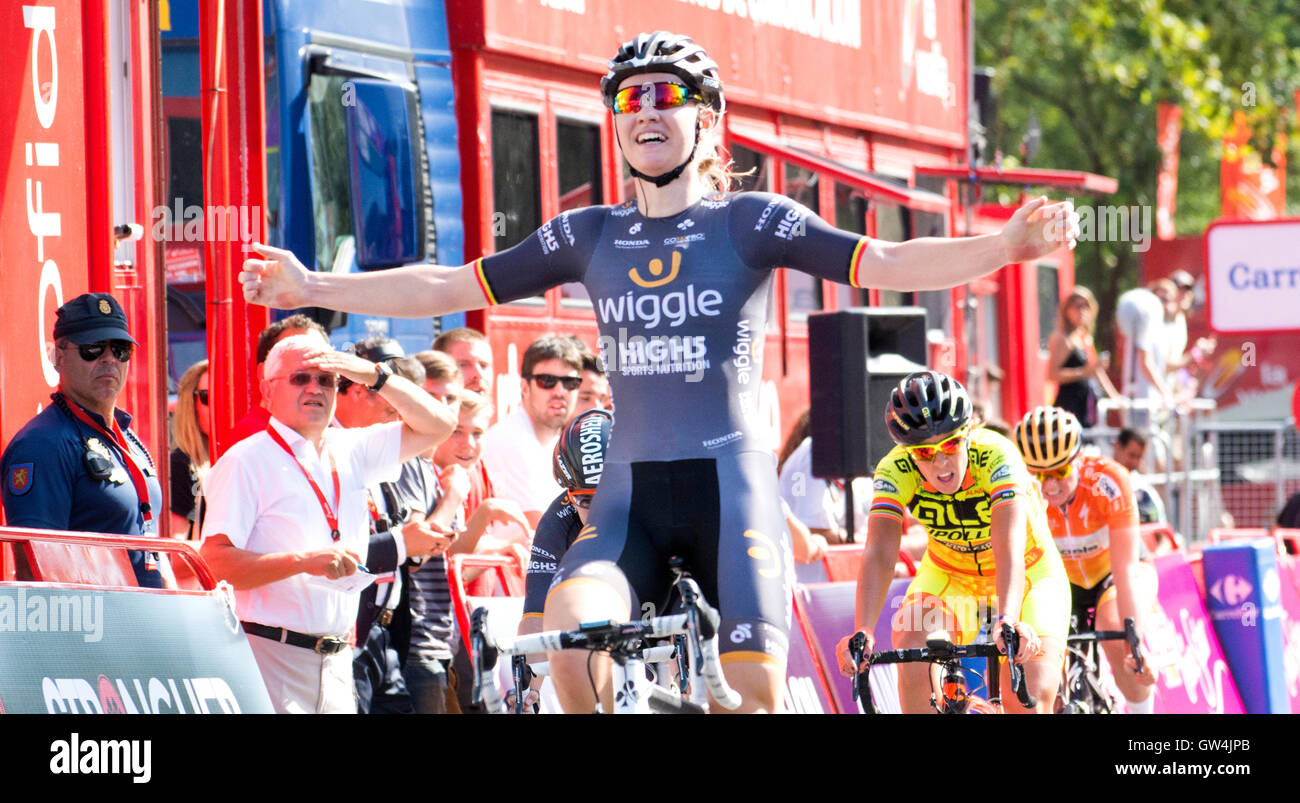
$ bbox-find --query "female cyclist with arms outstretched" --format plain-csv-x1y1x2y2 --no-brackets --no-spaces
241,33,1079,713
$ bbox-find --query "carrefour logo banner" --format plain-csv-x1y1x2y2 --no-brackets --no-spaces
1205,218,1300,334
0,586,273,714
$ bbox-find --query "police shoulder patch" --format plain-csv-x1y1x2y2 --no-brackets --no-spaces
7,463,34,496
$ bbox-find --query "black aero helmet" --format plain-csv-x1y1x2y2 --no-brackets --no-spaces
601,31,725,113
553,408,613,505
885,370,972,446
1015,406,1083,471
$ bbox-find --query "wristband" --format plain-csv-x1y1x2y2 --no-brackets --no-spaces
368,361,392,392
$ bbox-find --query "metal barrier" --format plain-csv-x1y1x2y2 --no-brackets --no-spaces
0,526,216,591
1085,398,1298,542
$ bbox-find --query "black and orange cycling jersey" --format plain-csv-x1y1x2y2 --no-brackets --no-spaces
474,191,872,664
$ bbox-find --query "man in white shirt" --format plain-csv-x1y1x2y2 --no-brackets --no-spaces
1115,285,1174,427
479,335,583,529
777,435,871,543
200,335,456,713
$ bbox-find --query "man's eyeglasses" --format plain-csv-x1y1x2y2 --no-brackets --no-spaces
68,340,133,363
567,489,593,509
1032,462,1075,481
611,81,700,115
275,371,337,389
904,426,970,462
526,373,581,391
194,389,209,405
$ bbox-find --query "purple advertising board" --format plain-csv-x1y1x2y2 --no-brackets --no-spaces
1201,541,1289,713
781,605,836,714
1144,554,1247,714
794,578,912,714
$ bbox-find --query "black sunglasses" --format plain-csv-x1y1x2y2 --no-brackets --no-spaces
69,340,133,363
277,371,337,389
194,389,209,405
526,373,581,391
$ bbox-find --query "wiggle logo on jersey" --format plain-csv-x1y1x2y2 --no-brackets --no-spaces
628,250,682,288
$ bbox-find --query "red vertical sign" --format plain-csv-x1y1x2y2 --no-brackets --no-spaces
1222,110,1287,220
0,2,92,464
1155,102,1181,239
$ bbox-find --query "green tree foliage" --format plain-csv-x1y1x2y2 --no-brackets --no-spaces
975,0,1300,349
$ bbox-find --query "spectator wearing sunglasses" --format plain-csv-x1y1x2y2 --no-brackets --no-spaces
2,293,166,587
170,360,210,540
228,314,329,445
479,335,584,529
199,334,456,713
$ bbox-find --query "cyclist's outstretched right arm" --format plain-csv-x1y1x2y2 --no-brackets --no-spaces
241,243,492,317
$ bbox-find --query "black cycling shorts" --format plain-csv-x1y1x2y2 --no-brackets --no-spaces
546,452,793,666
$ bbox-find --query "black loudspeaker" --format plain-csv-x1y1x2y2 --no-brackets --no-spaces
809,307,929,479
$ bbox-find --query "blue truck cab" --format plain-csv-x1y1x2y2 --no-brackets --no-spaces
161,0,464,385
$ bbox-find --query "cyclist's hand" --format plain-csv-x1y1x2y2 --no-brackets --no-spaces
1002,196,1081,260
995,619,1042,664
241,242,310,309
504,688,540,714
1123,653,1157,686
836,631,873,677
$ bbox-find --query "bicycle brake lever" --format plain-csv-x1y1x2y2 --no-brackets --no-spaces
1124,617,1146,674
848,631,866,702
470,607,498,707
1000,622,1037,710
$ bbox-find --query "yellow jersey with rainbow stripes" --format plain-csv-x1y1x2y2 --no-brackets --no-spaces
869,428,1057,578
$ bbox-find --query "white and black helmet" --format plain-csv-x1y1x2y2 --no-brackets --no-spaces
553,408,613,506
601,31,724,113
885,370,972,446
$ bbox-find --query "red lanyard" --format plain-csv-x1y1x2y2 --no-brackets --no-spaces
266,425,342,541
58,391,154,524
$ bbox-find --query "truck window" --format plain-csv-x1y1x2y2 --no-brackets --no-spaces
558,119,602,307
491,109,543,305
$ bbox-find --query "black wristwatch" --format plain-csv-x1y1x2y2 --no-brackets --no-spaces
368,361,392,392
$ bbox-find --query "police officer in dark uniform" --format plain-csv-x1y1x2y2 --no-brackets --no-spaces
1,293,164,588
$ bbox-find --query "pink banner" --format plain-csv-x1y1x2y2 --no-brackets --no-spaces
1276,555,1300,712
1145,554,1247,713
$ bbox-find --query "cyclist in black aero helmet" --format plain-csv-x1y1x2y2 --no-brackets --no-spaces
836,371,1070,713
240,31,1081,713
519,408,613,636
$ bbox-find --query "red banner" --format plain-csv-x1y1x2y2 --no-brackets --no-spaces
1221,110,1287,219
1155,102,1181,239
476,0,966,147
0,2,92,463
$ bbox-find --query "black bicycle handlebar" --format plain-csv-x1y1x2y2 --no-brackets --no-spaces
847,631,873,713
1066,618,1146,675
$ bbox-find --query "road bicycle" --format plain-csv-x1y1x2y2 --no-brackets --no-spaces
848,623,1037,714
470,570,740,714
1059,615,1145,714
